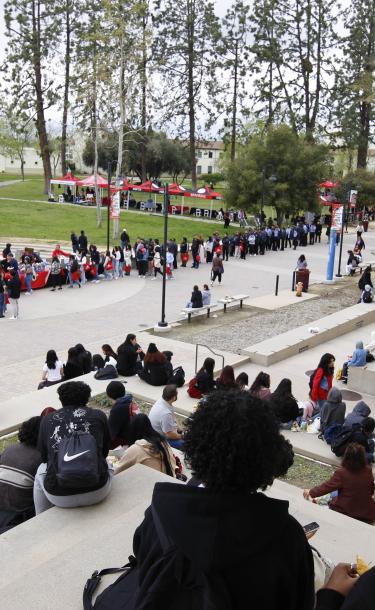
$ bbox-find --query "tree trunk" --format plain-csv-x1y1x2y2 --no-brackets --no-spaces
230,40,238,161
187,1,197,189
275,205,283,225
140,13,147,182
61,0,71,175
32,0,52,194
357,13,374,169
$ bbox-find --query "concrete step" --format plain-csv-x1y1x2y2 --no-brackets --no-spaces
1,465,374,609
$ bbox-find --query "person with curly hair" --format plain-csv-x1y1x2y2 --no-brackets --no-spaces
0,416,42,527
128,390,317,609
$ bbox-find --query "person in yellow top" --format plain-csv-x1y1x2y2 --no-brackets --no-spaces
115,414,176,478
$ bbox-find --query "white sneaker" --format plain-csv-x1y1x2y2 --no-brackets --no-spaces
95,280,100,283
114,277,118,280
210,281,213,286
25,292,31,296
9,316,16,320
151,277,157,281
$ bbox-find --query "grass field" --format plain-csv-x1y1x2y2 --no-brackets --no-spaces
0,197,235,246
0,177,279,246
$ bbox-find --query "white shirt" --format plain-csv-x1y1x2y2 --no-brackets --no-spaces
105,356,117,368
149,398,177,436
43,360,63,382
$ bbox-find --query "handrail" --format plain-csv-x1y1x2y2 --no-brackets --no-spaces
195,343,224,374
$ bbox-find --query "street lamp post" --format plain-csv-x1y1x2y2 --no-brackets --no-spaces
158,183,169,328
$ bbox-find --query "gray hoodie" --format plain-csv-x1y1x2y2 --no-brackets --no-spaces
320,387,346,432
344,401,371,428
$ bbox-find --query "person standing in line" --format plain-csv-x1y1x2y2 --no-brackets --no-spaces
180,237,189,267
222,233,229,261
120,228,130,250
70,232,79,253
21,256,34,295
78,230,88,254
50,256,62,291
211,252,223,286
0,267,6,317
151,247,163,280
6,270,21,319
166,250,175,279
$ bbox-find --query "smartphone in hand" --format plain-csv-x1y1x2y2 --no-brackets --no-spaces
303,521,320,535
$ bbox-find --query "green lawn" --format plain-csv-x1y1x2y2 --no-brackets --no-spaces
0,198,238,246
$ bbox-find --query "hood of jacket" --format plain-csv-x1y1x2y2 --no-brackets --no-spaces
327,387,343,404
355,341,364,349
150,482,292,572
345,401,370,427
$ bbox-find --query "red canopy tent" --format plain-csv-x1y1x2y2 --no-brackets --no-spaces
50,171,80,186
318,180,339,206
77,174,109,188
131,179,160,193
49,171,81,202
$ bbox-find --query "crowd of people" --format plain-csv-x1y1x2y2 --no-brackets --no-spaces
1,370,375,608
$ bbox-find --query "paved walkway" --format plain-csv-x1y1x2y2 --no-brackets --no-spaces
0,179,30,188
0,228,374,402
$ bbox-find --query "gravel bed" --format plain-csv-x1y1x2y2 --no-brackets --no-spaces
167,281,361,353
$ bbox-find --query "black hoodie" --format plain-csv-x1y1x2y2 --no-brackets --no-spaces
131,482,315,609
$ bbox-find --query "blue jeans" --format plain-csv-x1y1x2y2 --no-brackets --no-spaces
168,439,184,450
0,292,4,316
25,274,32,293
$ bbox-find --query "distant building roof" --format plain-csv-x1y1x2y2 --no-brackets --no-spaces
196,141,225,151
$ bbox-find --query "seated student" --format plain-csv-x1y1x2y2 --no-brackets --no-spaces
344,401,371,429
342,340,367,381
148,385,183,450
249,371,271,399
0,417,42,531
185,284,203,309
33,381,112,514
304,443,375,523
188,357,216,398
202,283,211,306
114,414,177,477
92,354,105,370
38,349,64,389
163,350,174,380
138,343,169,386
359,284,373,303
235,372,249,391
126,390,321,608
350,417,375,464
63,346,84,380
75,343,92,374
216,365,237,391
101,344,117,368
117,333,144,376
269,378,299,424
320,387,346,436
106,381,133,449
346,250,358,275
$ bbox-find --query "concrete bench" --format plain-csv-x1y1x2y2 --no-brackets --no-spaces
348,363,375,395
243,302,375,366
218,294,249,313
181,303,217,322
352,260,375,275
1,465,375,609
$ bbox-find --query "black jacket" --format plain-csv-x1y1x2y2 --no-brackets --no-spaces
37,405,110,496
108,394,132,445
269,393,299,423
138,361,169,386
63,360,83,380
191,289,203,308
131,482,315,609
77,350,92,374
117,343,138,376
196,369,215,393
78,234,88,251
6,276,21,299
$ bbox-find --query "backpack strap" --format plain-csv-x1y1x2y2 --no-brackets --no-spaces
83,556,135,610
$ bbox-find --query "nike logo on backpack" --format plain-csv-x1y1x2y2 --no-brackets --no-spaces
63,450,90,462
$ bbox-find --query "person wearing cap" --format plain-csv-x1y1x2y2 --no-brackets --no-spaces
359,284,373,304
106,381,133,449
138,343,169,386
120,228,130,249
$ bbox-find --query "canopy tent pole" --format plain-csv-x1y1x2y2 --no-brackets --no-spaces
210,199,213,219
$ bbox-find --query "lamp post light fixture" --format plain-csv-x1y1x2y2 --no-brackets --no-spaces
155,183,171,332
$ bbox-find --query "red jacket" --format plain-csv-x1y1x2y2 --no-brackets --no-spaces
311,367,332,402
309,466,375,523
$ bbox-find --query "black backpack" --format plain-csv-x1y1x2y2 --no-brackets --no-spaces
94,365,118,380
56,431,100,489
363,290,373,303
309,369,317,390
169,366,185,388
331,427,354,457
